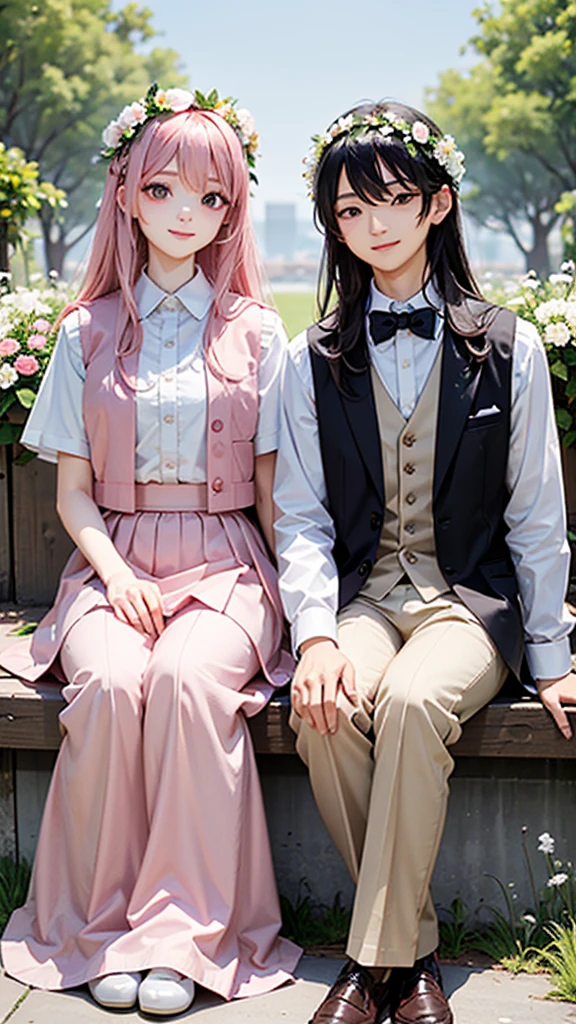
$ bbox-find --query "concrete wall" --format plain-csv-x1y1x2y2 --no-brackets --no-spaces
258,755,576,926
7,750,576,929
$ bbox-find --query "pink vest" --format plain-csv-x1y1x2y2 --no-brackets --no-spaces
78,290,262,514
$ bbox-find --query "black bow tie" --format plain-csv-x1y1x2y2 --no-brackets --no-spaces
369,307,437,344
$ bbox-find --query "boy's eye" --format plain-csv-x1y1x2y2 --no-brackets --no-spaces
202,192,229,210
336,205,362,220
142,182,171,200
391,192,417,206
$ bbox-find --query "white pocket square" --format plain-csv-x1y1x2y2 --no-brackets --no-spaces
470,404,501,419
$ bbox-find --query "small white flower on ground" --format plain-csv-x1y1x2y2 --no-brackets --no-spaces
561,260,575,275
522,914,537,924
535,298,568,322
412,121,430,144
538,832,555,854
164,88,194,113
0,362,18,389
547,872,569,888
545,321,571,347
523,278,540,291
549,273,573,285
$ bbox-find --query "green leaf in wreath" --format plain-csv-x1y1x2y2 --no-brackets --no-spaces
555,407,573,431
563,348,576,365
15,388,36,409
566,377,576,399
562,430,576,449
550,360,569,381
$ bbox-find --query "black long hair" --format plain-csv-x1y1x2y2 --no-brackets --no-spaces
312,100,494,373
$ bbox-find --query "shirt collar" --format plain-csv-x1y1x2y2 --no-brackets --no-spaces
134,266,214,322
367,277,445,346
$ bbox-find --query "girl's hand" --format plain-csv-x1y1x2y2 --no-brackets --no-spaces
536,673,576,739
291,638,357,736
106,571,165,638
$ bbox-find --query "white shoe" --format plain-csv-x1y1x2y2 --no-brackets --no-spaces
88,971,141,1009
138,968,195,1016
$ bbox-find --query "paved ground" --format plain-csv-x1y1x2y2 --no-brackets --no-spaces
1,958,576,1024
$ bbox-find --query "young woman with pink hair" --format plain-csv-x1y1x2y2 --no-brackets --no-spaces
0,85,300,1016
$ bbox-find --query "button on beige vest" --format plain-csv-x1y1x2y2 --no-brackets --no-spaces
360,351,449,603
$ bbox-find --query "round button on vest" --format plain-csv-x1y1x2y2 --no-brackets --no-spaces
406,493,417,505
405,522,416,535
163,414,174,424
403,434,416,447
405,551,418,564
211,419,224,433
403,463,416,475
211,477,224,493
358,559,372,577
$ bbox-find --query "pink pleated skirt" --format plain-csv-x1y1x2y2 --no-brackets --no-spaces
1,507,300,997
3,506,292,694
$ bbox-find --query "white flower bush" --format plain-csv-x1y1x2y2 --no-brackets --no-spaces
483,266,576,447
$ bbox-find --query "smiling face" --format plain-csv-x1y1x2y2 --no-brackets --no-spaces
133,156,230,265
333,163,452,294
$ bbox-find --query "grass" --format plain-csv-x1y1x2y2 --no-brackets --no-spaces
272,291,317,340
538,921,576,1001
280,884,350,951
0,856,31,934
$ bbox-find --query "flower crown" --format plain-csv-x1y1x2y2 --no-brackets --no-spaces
302,110,466,198
101,83,259,183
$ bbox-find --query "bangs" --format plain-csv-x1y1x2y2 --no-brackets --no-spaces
341,136,422,205
140,110,239,201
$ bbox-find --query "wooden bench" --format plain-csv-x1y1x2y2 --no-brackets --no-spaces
1,606,576,759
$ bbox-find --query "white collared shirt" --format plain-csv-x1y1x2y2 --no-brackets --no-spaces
22,268,287,483
273,281,574,682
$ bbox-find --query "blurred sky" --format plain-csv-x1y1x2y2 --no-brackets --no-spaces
128,0,482,218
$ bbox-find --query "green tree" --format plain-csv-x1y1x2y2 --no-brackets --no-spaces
427,64,563,276
0,0,187,276
0,141,66,277
472,0,576,192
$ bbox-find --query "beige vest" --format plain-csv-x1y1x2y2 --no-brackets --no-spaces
360,351,449,603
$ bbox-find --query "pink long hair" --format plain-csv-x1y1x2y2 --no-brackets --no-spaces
67,108,263,363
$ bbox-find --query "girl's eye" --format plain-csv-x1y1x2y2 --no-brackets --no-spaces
336,205,362,220
391,192,417,206
142,183,171,201
202,192,229,210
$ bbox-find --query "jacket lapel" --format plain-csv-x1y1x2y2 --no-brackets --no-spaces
434,324,483,500
340,355,384,505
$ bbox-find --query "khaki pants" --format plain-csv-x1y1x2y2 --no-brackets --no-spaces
292,582,507,968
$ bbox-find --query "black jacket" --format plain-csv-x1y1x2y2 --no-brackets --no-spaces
308,304,525,678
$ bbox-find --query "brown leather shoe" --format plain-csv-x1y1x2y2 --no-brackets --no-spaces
309,959,391,1023
392,953,453,1024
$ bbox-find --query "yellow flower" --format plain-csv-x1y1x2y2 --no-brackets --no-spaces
0,209,12,219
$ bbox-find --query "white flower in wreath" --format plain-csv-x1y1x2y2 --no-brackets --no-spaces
412,121,430,145
0,362,18,389
235,109,256,143
117,104,141,132
164,88,195,113
435,135,457,161
379,124,394,139
102,120,123,150
545,321,571,347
